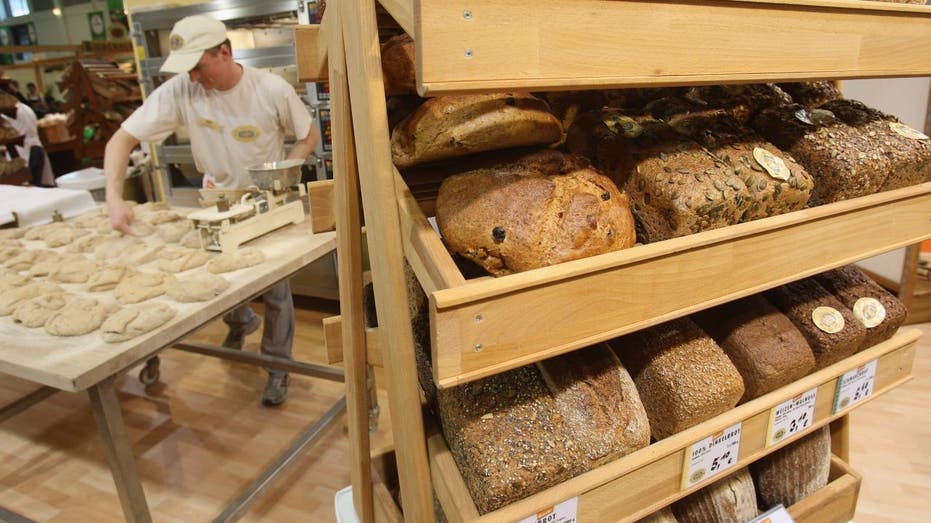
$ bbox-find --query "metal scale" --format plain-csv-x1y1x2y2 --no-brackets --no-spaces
187,159,307,252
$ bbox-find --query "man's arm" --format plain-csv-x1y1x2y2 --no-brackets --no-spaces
104,128,141,234
285,124,321,162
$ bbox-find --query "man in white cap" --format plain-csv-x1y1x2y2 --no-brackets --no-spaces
103,15,320,406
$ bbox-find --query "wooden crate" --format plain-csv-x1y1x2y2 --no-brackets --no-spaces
425,330,916,522
788,456,862,523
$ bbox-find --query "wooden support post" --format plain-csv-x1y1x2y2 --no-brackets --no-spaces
327,7,374,522
340,0,435,521
830,415,851,463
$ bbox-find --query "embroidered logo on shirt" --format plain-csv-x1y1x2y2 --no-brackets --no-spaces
232,125,261,143
198,117,221,130
169,34,185,51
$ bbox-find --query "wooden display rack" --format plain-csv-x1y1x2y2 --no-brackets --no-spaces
296,1,931,521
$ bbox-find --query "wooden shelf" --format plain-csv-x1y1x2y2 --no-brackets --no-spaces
389,181,931,388
427,329,916,522
384,0,931,95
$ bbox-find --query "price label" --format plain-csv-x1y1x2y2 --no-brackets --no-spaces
681,422,742,489
514,497,578,523
749,504,796,523
832,359,878,414
766,387,817,446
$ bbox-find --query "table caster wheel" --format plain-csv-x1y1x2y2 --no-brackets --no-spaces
139,357,160,386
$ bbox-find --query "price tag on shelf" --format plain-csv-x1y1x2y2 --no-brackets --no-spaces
749,504,796,523
832,359,878,414
514,497,578,523
681,422,742,489
766,387,817,446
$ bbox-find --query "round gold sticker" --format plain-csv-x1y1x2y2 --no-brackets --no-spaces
753,147,790,181
231,125,261,143
853,297,886,328
889,122,929,140
812,306,845,334
690,469,706,483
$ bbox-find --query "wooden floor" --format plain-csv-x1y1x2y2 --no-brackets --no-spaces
0,303,927,522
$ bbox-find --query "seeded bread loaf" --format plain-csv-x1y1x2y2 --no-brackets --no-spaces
609,317,745,440
814,265,908,350
390,93,564,168
751,425,831,509
763,278,867,370
435,149,636,276
692,295,816,403
536,344,651,468
752,103,891,205
437,365,586,514
381,33,416,96
819,98,931,191
777,82,841,108
682,83,793,125
672,468,759,523
670,110,814,221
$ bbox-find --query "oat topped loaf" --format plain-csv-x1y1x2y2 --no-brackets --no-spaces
390,92,564,168
435,149,636,276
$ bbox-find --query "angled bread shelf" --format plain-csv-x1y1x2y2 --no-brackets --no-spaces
428,329,917,523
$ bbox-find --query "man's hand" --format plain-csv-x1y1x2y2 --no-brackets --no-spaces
107,198,135,235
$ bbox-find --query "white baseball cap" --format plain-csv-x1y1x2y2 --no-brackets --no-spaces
160,15,228,74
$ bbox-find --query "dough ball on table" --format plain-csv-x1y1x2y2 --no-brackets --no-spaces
67,233,114,254
0,271,31,291
114,271,169,304
127,221,157,237
86,264,138,292
12,292,71,328
101,302,176,343
94,236,138,261
143,210,183,225
0,282,62,316
133,201,169,216
158,247,208,273
0,228,25,240
117,242,160,266
96,217,117,235
166,273,230,303
44,298,110,336
23,222,64,241
5,249,58,272
0,245,21,264
70,211,106,229
206,247,265,274
0,239,21,249
49,255,100,284
158,220,193,243
179,229,203,249
25,251,66,277
44,226,90,248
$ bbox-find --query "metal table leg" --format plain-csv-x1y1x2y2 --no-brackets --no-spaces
87,376,153,523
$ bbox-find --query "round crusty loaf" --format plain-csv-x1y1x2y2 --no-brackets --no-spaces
673,468,758,523
751,425,831,509
436,149,636,276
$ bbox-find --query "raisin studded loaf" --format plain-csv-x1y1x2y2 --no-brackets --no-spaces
752,103,891,205
609,317,745,440
435,149,636,276
692,294,816,403
763,277,867,370
751,425,832,509
390,93,564,168
672,468,759,523
777,81,842,108
819,98,931,191
814,265,908,351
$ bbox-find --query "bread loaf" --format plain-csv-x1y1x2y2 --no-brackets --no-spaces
437,365,586,513
390,93,564,168
751,425,831,509
682,83,792,125
536,344,650,468
435,149,636,276
763,278,867,369
692,295,816,402
814,265,907,350
669,110,813,221
777,82,841,107
609,318,745,440
381,33,416,96
672,468,759,523
635,506,678,523
752,103,891,205
819,98,931,191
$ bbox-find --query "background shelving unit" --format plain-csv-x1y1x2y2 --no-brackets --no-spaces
301,1,931,521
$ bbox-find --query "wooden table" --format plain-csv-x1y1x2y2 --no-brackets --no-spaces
0,223,337,522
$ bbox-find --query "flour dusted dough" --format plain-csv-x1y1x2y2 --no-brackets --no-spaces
5,249,59,271
127,221,157,237
94,236,138,261
0,271,31,291
44,226,89,248
180,229,203,248
86,264,137,292
68,233,114,253
24,222,66,241
0,246,20,264
0,282,62,315
117,242,160,265
50,255,100,284
143,210,183,225
101,302,176,342
13,292,70,328
70,211,106,229
158,247,208,273
26,251,66,277
0,228,25,240
114,271,169,304
206,247,265,274
44,298,109,336
166,273,230,302
158,220,193,243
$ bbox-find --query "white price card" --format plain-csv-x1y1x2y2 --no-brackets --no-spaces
514,497,578,523
766,387,817,446
832,359,878,414
749,504,796,523
681,422,742,489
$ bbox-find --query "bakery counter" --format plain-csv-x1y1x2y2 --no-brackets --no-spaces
425,328,916,522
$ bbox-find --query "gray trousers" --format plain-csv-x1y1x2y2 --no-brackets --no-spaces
223,279,294,378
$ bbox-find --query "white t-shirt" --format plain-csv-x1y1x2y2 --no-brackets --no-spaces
122,65,314,189
2,102,54,186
